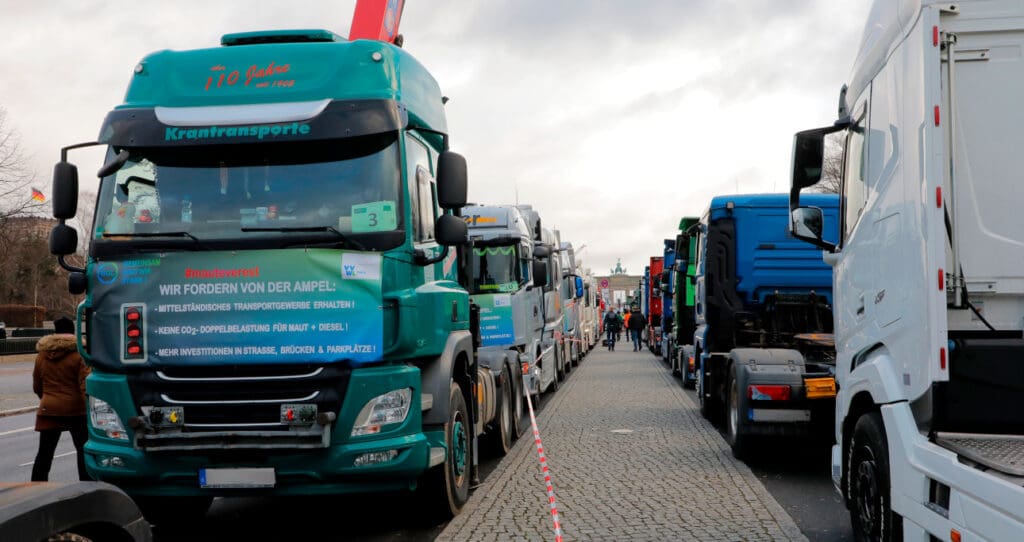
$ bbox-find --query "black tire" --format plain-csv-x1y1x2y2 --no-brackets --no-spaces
849,412,900,542
134,495,213,529
725,365,750,459
531,350,543,406
554,347,565,385
510,361,526,440
697,348,711,420
420,382,471,519
486,364,514,456
671,349,682,377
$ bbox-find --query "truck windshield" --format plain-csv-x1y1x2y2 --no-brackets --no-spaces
469,245,519,294
92,132,402,251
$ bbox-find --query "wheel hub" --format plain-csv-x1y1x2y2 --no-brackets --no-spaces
854,452,879,535
452,418,467,478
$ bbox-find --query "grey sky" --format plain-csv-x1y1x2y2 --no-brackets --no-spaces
0,1,869,275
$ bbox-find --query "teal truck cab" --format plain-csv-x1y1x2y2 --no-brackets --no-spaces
47,25,486,520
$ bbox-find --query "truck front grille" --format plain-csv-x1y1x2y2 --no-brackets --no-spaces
126,364,350,448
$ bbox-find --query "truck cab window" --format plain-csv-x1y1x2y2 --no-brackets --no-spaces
405,133,436,242
93,134,403,248
470,245,519,293
842,105,868,241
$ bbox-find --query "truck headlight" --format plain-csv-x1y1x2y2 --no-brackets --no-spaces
351,388,412,436
89,397,129,440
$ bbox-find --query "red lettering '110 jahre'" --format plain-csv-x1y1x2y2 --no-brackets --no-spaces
205,62,292,91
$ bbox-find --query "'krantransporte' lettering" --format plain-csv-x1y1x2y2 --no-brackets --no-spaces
165,123,311,142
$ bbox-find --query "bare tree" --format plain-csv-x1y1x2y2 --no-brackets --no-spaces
0,107,85,317
0,108,45,220
811,133,844,195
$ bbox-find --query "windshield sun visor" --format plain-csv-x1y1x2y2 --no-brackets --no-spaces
99,99,408,147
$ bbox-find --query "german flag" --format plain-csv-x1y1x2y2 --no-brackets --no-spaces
31,188,45,202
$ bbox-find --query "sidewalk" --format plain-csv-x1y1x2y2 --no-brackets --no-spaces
438,347,807,542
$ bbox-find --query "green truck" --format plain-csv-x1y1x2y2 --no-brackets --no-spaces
46,8,497,522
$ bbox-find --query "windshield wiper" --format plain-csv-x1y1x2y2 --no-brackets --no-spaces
241,225,367,251
103,231,201,242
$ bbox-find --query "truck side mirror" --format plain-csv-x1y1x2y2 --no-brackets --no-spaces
533,245,550,258
49,223,78,256
52,162,79,219
790,206,836,252
436,151,467,209
68,272,86,295
575,276,584,299
435,214,468,246
790,120,849,208
532,260,548,289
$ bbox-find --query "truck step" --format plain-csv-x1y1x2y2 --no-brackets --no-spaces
935,432,1024,476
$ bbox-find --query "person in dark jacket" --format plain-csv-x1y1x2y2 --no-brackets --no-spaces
31,317,91,481
627,307,647,351
603,309,620,351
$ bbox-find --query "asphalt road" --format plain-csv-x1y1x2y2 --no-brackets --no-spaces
0,411,79,483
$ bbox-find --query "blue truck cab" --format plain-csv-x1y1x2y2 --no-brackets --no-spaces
693,193,839,458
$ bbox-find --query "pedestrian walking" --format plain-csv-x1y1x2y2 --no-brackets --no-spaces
603,309,620,351
627,306,646,351
31,317,91,482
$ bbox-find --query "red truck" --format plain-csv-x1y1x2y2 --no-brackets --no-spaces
646,257,664,354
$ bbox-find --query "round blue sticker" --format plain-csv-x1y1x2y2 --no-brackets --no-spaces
96,262,119,285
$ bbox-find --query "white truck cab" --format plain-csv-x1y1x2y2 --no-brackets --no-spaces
790,1,1024,540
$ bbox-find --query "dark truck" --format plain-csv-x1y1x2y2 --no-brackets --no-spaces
693,193,839,458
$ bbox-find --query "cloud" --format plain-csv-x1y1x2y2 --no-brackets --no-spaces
1,0,869,275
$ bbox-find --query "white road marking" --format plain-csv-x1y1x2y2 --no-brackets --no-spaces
0,426,33,437
19,451,76,467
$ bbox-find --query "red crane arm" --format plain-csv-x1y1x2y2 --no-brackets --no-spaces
349,0,405,44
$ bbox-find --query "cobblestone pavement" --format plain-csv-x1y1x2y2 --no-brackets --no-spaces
438,347,808,542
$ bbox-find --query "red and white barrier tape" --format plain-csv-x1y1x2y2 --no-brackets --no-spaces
524,381,563,542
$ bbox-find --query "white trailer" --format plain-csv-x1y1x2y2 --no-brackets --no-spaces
789,1,1024,540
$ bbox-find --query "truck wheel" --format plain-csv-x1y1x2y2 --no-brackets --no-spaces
725,366,750,459
511,363,526,439
849,412,898,542
487,365,514,456
698,365,711,420
422,382,471,519
671,349,682,377
697,354,720,423
554,348,565,385
134,496,213,529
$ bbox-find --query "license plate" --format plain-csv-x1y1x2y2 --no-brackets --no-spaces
199,468,276,488
805,377,837,399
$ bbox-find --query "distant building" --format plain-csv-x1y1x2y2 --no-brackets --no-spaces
595,259,641,312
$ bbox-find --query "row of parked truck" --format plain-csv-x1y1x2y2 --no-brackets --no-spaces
26,0,1024,540
639,193,840,459
34,0,604,533
633,1,1024,540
